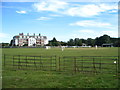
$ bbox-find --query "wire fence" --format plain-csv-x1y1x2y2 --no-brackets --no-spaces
2,54,119,75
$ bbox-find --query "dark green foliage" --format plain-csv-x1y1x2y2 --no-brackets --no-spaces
67,39,75,46
110,38,120,47
48,37,60,46
95,34,111,46
86,38,95,46
1,43,9,47
59,41,67,46
81,38,87,44
74,38,82,46
66,34,118,47
9,40,13,46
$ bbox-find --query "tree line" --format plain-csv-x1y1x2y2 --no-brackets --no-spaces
1,34,119,47
47,34,120,47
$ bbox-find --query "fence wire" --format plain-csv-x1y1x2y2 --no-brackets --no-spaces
2,54,119,75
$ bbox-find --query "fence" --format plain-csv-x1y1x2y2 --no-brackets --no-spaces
2,54,119,75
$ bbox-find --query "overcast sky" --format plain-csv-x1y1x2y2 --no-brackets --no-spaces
1,0,118,43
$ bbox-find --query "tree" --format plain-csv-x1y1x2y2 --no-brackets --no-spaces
74,38,82,46
74,38,79,46
48,37,60,46
110,37,120,47
9,40,13,46
48,34,119,47
78,39,82,46
67,39,75,46
100,34,111,43
95,34,111,46
52,37,57,42
59,41,67,46
2,43,9,47
86,38,95,46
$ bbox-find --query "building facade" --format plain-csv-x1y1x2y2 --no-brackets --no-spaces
12,33,47,46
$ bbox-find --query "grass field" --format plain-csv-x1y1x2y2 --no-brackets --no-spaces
1,47,119,88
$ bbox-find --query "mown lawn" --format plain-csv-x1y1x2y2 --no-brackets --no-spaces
2,47,118,56
2,47,119,88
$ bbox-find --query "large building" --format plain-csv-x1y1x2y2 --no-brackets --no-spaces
12,33,47,46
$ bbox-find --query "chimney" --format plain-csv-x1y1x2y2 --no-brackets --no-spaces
19,33,23,36
33,33,35,36
27,33,29,36
39,33,41,36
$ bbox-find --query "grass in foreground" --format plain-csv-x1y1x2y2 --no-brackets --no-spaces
2,47,119,88
2,70,118,88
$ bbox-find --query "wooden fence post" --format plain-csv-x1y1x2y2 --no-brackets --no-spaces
51,56,52,71
59,57,60,71
63,57,65,71
26,56,27,69
81,56,83,73
93,57,96,74
116,57,118,77
118,56,120,88
55,55,57,71
40,56,42,70
34,56,37,70
74,57,76,74
13,55,14,69
4,54,6,67
18,55,20,69
99,56,102,73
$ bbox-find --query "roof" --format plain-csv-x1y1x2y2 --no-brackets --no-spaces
102,43,113,45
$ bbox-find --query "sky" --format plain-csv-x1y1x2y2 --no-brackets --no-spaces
1,0,119,43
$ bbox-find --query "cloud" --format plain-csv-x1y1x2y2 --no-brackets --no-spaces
33,0,68,12
33,1,117,17
79,29,95,33
65,3,117,17
65,4,102,17
70,20,111,27
109,10,118,13
16,10,27,14
99,3,117,11
49,14,62,17
36,17,51,20
100,30,118,37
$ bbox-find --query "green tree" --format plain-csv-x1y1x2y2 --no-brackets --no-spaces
81,39,87,44
48,37,60,46
100,34,111,43
86,38,95,46
52,37,57,42
74,38,82,46
110,38,120,47
78,39,82,46
74,38,79,46
59,41,67,46
95,34,111,46
2,43,9,47
67,39,75,46
9,40,13,46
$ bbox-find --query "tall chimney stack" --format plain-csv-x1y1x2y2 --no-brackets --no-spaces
27,33,29,36
33,33,35,36
19,33,23,36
